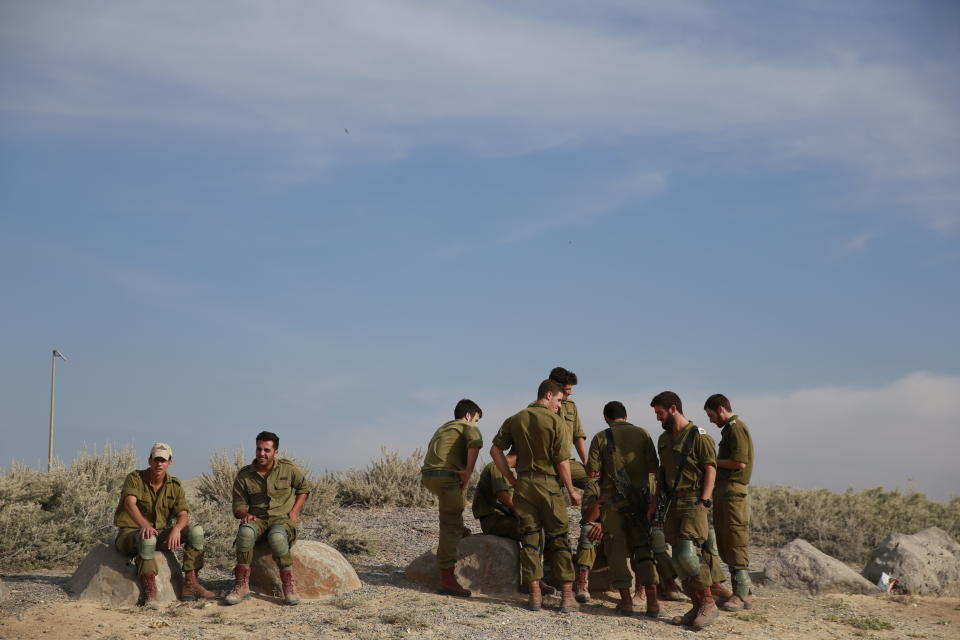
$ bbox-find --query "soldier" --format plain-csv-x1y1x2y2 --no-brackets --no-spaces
114,443,214,609
704,393,755,611
490,379,582,613
650,391,720,629
586,401,661,617
225,431,309,606
420,398,483,597
547,367,597,600
472,454,519,540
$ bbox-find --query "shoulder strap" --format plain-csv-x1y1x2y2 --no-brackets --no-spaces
668,427,699,496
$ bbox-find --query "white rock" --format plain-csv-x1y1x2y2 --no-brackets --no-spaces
862,527,960,596
249,540,361,599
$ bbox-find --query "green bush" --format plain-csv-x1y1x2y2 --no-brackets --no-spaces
336,448,437,508
0,444,136,571
751,485,960,561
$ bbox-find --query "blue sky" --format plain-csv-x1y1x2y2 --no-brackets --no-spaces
2,1,958,499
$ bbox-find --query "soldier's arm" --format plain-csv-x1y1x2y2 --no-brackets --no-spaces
288,492,308,525
495,490,514,508
459,446,481,489
573,437,588,465
123,495,158,539
166,510,189,551
718,425,748,469
232,474,256,523
490,445,516,487
556,459,581,506
716,458,746,470
700,463,716,506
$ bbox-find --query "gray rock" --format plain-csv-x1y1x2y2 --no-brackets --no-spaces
0,577,9,601
761,538,876,595
66,543,183,606
250,540,362,599
406,534,520,595
862,527,960,596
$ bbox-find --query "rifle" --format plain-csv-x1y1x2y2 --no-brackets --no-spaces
605,427,650,529
653,426,700,526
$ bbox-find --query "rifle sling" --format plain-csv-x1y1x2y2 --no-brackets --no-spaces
667,427,699,498
604,427,643,504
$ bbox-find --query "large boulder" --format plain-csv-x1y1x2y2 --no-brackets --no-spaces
406,534,520,594
762,538,876,595
862,527,960,596
250,540,361,599
66,543,183,606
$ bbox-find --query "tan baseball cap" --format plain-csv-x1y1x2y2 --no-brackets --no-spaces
149,442,173,460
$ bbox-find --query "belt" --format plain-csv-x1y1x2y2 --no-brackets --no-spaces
421,469,460,479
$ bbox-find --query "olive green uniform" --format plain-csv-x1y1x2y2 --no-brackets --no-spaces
715,415,754,571
492,404,573,584
587,422,659,589
657,423,718,592
114,470,203,576
421,419,483,569
231,458,308,567
472,462,520,540
559,399,589,488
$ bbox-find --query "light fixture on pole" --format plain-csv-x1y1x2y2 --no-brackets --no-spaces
48,349,67,472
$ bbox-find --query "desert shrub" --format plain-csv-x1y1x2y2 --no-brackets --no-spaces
195,449,370,561
0,444,136,571
751,485,960,561
336,448,436,508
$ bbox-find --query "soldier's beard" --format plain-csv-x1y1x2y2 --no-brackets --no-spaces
662,415,676,431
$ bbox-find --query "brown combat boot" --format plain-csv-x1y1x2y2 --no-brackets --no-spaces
224,564,251,605
671,589,699,626
573,567,590,603
559,581,578,613
644,585,660,618
711,580,733,602
438,567,471,597
181,569,215,601
616,588,633,616
659,577,686,601
279,567,300,605
631,575,645,608
692,588,720,629
527,579,542,611
141,572,160,610
520,581,555,595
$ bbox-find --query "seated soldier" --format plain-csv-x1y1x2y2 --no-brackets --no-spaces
114,443,213,608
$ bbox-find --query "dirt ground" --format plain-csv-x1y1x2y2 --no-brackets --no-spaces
2,504,959,640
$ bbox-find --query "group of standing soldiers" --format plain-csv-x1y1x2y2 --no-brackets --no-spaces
420,367,755,630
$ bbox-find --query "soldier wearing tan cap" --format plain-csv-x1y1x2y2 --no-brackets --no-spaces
114,443,214,608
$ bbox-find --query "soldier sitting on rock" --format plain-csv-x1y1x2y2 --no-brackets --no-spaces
114,442,214,609
226,430,310,606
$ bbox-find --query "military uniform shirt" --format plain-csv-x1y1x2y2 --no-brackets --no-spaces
492,405,566,474
114,469,189,529
421,419,483,473
472,462,514,519
232,458,308,520
587,422,659,505
560,399,587,454
717,415,754,485
657,423,717,494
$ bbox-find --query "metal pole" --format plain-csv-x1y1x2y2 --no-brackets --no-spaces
48,349,56,472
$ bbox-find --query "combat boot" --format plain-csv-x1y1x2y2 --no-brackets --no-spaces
224,564,251,605
141,572,160,610
644,585,660,618
527,579,542,611
181,569,215,601
711,580,733,603
280,567,300,605
691,588,720,629
723,569,753,611
631,575,645,608
616,588,633,616
559,581,578,614
573,567,590,603
671,589,699,626
720,594,746,611
439,567,471,597
520,581,555,595
659,577,686,601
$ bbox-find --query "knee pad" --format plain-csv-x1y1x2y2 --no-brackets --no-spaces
137,535,157,561
706,526,720,556
650,526,667,554
267,525,290,557
520,528,542,553
577,523,596,551
236,523,257,552
673,539,701,579
186,525,204,551
733,568,752,599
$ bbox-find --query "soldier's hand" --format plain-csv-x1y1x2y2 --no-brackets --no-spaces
289,512,301,526
238,511,257,524
587,522,603,541
138,526,158,540
457,469,471,489
166,529,182,551
569,490,582,507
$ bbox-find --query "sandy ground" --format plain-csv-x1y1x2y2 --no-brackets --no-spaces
2,506,959,640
